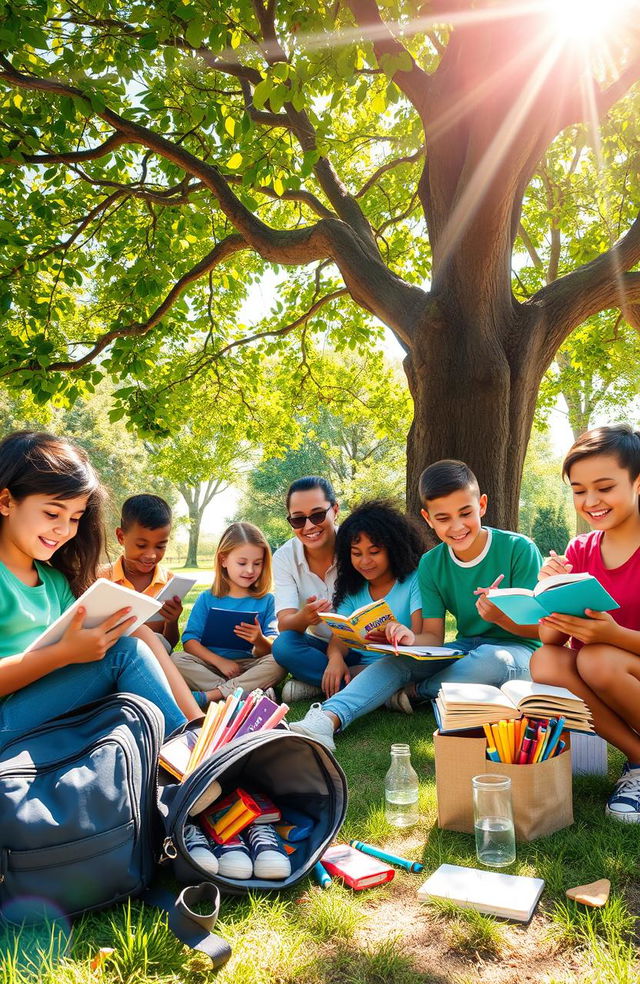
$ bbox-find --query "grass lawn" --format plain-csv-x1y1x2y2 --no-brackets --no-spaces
3,589,638,982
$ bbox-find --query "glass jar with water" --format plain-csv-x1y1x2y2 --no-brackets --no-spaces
384,743,419,827
472,774,516,867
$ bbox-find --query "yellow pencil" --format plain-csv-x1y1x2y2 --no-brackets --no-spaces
498,720,512,763
491,722,507,763
507,720,515,761
483,724,494,746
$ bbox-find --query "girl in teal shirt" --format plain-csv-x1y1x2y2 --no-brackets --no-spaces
0,431,186,742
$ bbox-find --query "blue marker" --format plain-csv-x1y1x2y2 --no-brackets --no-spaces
350,840,424,873
313,861,332,889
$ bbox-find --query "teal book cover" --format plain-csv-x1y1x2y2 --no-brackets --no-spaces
487,574,619,625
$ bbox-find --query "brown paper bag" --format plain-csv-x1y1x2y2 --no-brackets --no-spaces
434,729,573,842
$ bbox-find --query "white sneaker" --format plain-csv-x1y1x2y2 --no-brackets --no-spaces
212,836,253,879
385,689,413,714
183,822,219,876
606,762,640,822
282,679,323,702
263,687,277,703
244,823,291,880
289,703,336,751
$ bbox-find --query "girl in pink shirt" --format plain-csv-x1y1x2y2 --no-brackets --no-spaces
531,424,640,822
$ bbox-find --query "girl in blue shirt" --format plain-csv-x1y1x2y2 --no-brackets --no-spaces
316,500,425,697
175,522,284,702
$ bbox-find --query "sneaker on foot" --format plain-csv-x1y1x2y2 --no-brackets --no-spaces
385,689,413,714
244,823,291,880
212,835,253,879
289,703,336,751
263,686,277,703
282,679,323,702
183,822,219,876
606,762,640,822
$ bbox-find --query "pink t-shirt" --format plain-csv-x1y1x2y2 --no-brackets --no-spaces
565,531,640,650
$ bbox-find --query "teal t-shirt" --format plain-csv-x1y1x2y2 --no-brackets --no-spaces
0,559,76,660
336,571,421,664
417,528,542,652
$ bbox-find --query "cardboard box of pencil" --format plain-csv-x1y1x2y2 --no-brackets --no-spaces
431,679,593,842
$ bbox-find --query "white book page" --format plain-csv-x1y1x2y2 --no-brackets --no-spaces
501,679,582,705
440,681,515,707
533,571,590,595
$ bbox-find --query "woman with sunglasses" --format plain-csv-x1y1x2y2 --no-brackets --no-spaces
272,476,341,702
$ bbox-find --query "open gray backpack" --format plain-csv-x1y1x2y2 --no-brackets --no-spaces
0,693,348,969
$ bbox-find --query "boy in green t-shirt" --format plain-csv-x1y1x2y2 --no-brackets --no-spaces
290,459,541,750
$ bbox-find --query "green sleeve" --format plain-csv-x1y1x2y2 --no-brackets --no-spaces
418,555,446,619
512,537,542,591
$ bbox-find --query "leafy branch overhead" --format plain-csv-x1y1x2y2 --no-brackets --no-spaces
0,0,639,525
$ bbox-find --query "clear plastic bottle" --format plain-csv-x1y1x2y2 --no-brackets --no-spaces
384,743,420,827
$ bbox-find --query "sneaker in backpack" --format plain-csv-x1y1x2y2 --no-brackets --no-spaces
605,762,640,822
183,821,219,876
212,835,253,879
244,822,291,880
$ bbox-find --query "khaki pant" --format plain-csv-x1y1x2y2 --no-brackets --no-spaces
171,650,285,697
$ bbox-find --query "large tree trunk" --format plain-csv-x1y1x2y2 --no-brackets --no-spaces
404,304,543,531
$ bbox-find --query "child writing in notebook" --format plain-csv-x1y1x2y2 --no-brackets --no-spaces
173,522,285,703
530,425,640,822
0,431,187,742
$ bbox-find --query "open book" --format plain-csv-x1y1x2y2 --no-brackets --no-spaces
418,864,544,922
487,572,618,625
317,599,394,647
434,679,594,733
363,643,463,662
25,579,163,652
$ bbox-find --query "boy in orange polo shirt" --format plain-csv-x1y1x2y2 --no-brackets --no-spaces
102,494,201,718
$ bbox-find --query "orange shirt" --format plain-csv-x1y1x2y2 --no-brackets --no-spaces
99,555,171,597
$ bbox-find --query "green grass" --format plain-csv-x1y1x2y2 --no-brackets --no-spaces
4,704,639,982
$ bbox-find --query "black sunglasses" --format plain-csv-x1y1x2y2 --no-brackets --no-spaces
286,506,332,530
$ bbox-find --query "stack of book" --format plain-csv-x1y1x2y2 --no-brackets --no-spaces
159,688,288,781
433,680,594,734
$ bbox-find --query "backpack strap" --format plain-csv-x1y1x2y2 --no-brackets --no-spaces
144,882,231,970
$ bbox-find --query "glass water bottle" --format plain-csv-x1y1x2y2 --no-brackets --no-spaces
384,743,420,827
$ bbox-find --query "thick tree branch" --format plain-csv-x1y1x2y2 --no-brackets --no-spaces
532,213,640,351
10,132,128,165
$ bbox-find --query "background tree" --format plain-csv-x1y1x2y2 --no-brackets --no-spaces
1,1,639,527
531,504,571,558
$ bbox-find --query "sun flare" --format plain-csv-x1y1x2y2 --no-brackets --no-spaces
549,0,635,44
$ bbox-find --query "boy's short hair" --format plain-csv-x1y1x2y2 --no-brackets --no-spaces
418,459,480,505
120,494,172,531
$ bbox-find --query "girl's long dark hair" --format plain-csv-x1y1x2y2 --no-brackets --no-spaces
0,431,105,595
333,500,425,608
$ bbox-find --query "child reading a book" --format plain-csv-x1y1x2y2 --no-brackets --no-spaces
272,476,339,702
300,501,424,706
172,522,285,703
530,425,640,822
0,432,222,876
101,494,200,718
291,460,541,750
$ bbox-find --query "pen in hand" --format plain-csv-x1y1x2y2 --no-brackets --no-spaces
473,573,504,596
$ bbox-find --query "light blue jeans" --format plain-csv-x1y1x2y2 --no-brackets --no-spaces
0,636,186,742
272,630,363,686
323,638,533,730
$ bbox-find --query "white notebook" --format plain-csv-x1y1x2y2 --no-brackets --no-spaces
417,864,544,922
25,579,163,652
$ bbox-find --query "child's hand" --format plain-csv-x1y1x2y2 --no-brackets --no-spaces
539,609,616,645
302,595,332,626
538,550,573,580
474,574,504,623
364,628,388,643
234,617,264,646
385,621,414,646
216,658,242,679
61,606,137,663
158,596,183,623
322,656,350,697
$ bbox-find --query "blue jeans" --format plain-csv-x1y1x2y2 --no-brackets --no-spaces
0,636,186,741
324,638,533,730
272,630,363,687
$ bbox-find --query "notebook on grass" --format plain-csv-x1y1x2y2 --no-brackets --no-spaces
417,864,544,921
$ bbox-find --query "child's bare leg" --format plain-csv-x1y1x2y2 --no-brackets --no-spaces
531,644,640,763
